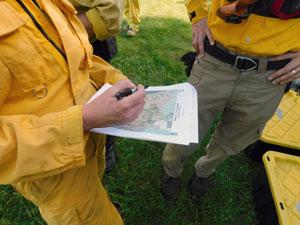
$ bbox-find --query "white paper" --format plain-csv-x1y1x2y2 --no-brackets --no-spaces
89,83,198,145
190,86,198,143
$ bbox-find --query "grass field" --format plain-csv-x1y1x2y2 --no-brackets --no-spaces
0,1,260,224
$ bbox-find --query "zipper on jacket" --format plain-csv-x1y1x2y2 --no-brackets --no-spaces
16,0,67,61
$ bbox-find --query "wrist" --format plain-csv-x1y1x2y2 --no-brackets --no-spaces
82,105,92,132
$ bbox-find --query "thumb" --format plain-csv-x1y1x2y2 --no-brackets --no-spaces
271,52,297,61
111,80,136,93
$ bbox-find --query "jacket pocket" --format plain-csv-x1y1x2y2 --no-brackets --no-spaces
0,3,64,97
0,2,28,36
14,174,63,206
40,206,82,225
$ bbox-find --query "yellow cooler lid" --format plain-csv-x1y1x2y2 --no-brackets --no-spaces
263,151,300,225
261,90,300,150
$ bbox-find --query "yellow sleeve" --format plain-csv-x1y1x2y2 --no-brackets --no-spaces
89,55,127,88
185,0,209,24
0,61,86,184
71,0,123,40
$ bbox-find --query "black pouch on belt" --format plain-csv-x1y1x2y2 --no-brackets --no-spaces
181,51,198,77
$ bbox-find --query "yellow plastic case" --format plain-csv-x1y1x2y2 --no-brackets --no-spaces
263,151,300,225
261,90,300,150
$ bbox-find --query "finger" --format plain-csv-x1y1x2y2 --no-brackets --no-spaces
268,69,285,82
272,69,299,85
113,79,136,92
129,100,145,118
122,108,142,124
197,34,205,57
131,106,144,122
119,97,145,124
131,84,146,103
278,74,300,85
192,32,199,54
270,52,297,61
280,70,300,85
121,85,145,107
205,27,214,45
129,101,145,122
268,63,296,81
136,84,145,91
272,73,292,85
106,80,136,98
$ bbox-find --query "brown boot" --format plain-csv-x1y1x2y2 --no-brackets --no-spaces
161,172,181,201
188,173,211,201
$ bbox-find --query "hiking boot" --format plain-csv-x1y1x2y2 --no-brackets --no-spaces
127,26,138,37
188,173,211,201
161,172,181,201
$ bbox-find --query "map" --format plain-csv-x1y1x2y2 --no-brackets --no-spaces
89,83,198,145
115,89,184,136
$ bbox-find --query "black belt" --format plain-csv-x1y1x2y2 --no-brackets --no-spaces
204,39,291,71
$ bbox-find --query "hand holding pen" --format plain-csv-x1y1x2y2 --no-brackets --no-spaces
83,80,146,132
115,85,148,100
115,87,138,100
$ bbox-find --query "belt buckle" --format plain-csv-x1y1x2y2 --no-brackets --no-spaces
234,56,257,71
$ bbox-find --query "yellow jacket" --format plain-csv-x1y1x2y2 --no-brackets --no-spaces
69,0,123,40
0,0,126,184
185,0,300,56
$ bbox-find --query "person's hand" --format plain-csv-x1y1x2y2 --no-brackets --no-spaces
82,80,146,132
268,52,300,85
192,18,214,57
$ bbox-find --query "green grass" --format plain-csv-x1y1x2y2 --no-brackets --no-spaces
0,1,260,224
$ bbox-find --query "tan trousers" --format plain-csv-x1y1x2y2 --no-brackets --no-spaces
163,54,286,178
124,0,140,30
14,134,123,225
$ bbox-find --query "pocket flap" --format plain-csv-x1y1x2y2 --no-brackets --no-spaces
0,2,28,37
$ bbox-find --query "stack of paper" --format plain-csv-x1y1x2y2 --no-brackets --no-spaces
89,83,198,145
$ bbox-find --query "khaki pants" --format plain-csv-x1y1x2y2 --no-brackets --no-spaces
163,54,286,178
14,134,123,225
124,0,140,30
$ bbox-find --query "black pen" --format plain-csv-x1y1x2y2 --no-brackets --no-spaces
115,86,148,100
115,88,137,100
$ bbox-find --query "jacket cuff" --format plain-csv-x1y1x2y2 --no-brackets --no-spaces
61,105,86,167
187,4,208,24
86,9,110,41
186,1,208,24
